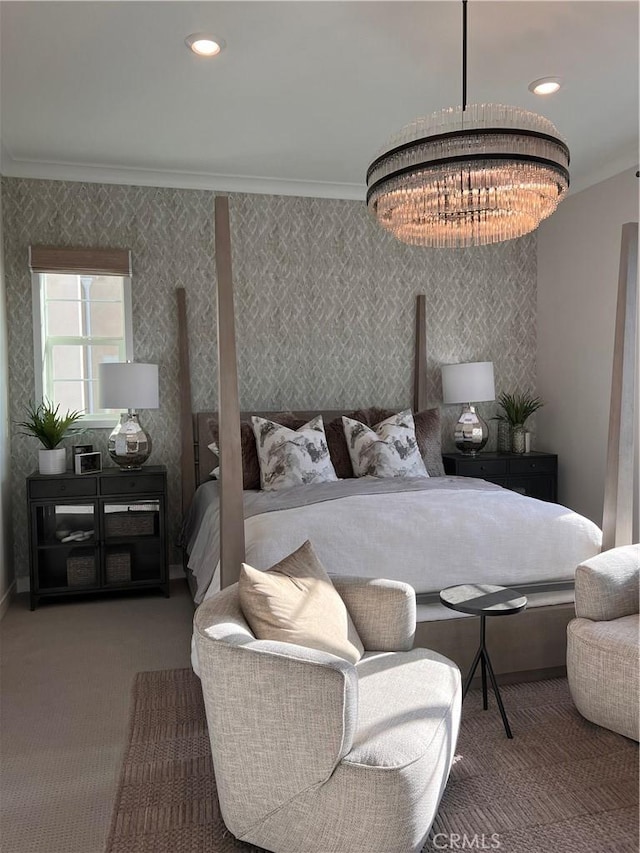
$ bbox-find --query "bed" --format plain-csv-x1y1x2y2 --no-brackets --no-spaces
182,404,601,677
184,409,601,611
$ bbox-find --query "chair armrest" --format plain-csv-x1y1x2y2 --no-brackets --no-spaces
330,575,416,651
194,606,358,837
575,544,639,621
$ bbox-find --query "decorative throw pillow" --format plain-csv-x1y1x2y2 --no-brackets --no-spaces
238,540,364,664
251,415,338,492
324,417,355,479
342,409,429,479
207,413,301,489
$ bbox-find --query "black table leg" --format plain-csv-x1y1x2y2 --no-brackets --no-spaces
461,613,514,738
462,644,482,699
480,614,488,710
483,647,513,739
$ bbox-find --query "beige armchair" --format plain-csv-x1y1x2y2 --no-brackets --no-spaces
194,576,462,853
567,544,639,741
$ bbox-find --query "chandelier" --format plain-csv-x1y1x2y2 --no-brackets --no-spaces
366,2,570,248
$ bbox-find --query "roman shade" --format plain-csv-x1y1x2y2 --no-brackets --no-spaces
29,246,131,277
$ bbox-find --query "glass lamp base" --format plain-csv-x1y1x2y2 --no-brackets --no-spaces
107,412,152,470
454,404,489,456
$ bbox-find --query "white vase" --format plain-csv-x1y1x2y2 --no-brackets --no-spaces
38,447,67,475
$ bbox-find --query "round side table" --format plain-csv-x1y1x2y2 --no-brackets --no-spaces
440,583,527,739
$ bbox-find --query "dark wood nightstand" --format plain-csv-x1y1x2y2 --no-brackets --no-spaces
27,465,169,610
442,451,558,503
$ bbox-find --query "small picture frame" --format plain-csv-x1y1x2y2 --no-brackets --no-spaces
75,451,102,475
73,443,94,456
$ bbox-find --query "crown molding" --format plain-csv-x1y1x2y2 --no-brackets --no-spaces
0,149,366,201
2,144,636,201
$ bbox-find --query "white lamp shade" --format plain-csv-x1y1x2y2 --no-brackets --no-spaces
441,361,495,404
99,362,159,410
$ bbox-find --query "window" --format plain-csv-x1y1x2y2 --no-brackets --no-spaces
30,247,133,427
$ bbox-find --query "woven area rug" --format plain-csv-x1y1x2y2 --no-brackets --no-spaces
106,669,638,853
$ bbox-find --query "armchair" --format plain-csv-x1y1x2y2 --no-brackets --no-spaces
567,544,639,741
194,576,461,853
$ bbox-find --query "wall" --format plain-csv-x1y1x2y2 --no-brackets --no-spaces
0,179,14,616
2,178,538,587
537,168,639,527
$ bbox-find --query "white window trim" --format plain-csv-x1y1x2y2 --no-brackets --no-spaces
31,272,134,429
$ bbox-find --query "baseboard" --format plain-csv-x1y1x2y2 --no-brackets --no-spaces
0,579,16,620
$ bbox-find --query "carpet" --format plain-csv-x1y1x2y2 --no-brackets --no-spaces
106,669,638,853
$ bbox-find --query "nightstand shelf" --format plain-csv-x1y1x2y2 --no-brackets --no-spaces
27,466,169,610
442,451,558,502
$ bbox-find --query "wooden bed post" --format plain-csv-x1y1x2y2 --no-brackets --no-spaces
176,288,196,517
602,222,638,550
414,294,427,411
215,196,246,587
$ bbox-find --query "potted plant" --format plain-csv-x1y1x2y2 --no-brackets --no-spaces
17,400,84,475
495,391,544,454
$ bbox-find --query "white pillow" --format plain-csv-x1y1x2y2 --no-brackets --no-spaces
342,409,429,479
251,415,338,492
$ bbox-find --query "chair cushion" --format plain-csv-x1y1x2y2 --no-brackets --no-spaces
344,648,461,768
239,540,364,664
567,614,639,741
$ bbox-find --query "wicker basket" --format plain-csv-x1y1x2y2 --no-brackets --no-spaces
106,549,131,584
67,554,96,587
105,511,155,538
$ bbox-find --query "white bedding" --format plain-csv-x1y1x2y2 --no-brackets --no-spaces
192,477,602,605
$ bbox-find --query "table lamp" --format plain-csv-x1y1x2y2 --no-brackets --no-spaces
441,361,495,455
98,362,159,469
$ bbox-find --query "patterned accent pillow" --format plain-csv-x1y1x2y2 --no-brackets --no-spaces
342,409,429,479
207,413,300,489
251,415,338,492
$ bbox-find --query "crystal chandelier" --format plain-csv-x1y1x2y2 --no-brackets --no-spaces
366,2,570,248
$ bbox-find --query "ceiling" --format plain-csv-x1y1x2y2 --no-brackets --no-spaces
1,1,638,199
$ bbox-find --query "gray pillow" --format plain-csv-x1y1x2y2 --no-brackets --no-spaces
414,408,445,477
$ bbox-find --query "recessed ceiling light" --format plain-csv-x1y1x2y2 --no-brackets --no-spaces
185,33,225,57
528,77,562,96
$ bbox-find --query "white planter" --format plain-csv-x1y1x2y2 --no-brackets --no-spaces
38,447,67,475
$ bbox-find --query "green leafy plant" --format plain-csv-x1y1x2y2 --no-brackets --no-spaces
17,400,85,449
495,391,544,428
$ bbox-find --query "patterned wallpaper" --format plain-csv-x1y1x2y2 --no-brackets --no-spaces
1,178,537,583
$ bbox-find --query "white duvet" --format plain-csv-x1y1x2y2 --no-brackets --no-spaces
196,478,602,603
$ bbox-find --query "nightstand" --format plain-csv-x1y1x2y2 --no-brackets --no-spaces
442,451,558,503
27,466,169,610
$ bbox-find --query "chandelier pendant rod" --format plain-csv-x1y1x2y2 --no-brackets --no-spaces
462,0,468,113
462,0,468,207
